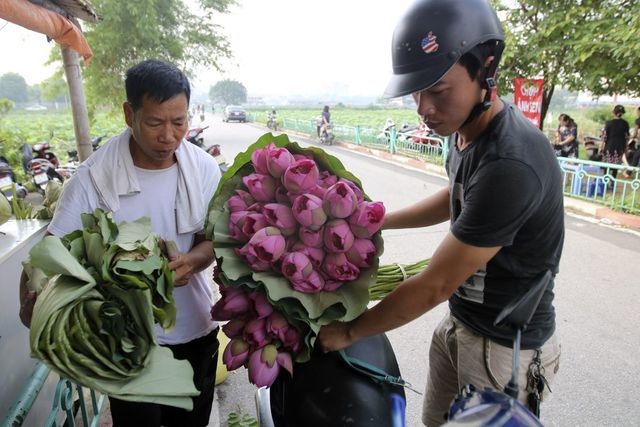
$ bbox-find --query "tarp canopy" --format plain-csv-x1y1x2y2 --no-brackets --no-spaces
0,0,94,62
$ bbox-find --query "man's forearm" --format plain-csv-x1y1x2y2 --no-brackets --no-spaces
187,240,214,274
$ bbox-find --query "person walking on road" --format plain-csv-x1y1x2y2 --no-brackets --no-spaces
19,59,222,427
318,1,563,425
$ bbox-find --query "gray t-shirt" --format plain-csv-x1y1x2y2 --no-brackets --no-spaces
446,102,565,349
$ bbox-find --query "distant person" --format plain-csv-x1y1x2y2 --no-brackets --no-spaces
623,106,640,177
600,105,630,179
554,113,578,158
317,105,331,138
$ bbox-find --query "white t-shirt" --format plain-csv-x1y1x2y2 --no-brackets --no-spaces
49,139,221,345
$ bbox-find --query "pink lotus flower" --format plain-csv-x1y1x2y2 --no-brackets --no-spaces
210,287,252,320
349,201,386,238
322,278,344,292
323,219,355,253
281,252,325,293
222,319,246,338
291,194,327,231
310,184,328,200
223,338,251,370
345,238,377,268
244,318,272,347
340,178,364,202
323,181,358,219
262,203,297,236
241,213,268,240
266,147,295,178
322,252,360,282
249,291,274,319
298,226,324,248
235,248,272,272
318,171,338,189
243,173,278,202
239,226,286,264
274,186,291,205
265,312,301,352
228,190,256,213
247,345,293,387
291,242,325,269
282,159,320,194
250,144,274,174
229,211,250,242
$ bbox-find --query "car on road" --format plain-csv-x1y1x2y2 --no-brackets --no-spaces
223,105,247,123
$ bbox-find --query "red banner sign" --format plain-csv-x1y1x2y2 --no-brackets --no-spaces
514,78,544,128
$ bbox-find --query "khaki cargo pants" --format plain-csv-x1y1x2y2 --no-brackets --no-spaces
422,313,561,426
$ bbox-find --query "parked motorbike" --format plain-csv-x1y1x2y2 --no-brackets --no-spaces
319,123,335,146
66,135,104,164
27,143,64,193
186,126,209,148
377,118,397,144
256,333,407,427
444,271,551,426
205,144,229,174
267,114,279,131
0,156,27,201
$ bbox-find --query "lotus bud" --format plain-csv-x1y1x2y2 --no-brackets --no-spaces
298,226,324,248
291,194,327,230
322,252,360,282
227,190,255,213
349,201,386,238
291,242,325,269
318,171,338,189
235,247,272,272
274,185,290,205
228,211,249,242
243,173,277,202
223,338,251,370
323,181,358,219
247,344,293,387
345,238,377,268
266,147,295,178
239,226,286,264
249,291,274,319
250,144,274,174
266,311,290,340
340,178,364,202
241,213,268,239
263,203,298,236
210,287,251,320
222,319,246,338
282,159,320,194
290,270,325,294
244,318,272,348
323,219,355,253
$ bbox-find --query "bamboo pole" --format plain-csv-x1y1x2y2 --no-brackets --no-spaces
61,46,92,162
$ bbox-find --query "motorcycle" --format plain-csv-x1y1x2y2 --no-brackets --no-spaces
377,118,397,144
444,271,551,426
319,123,335,146
0,156,27,201
66,135,104,164
267,114,279,132
256,333,407,427
27,143,64,193
186,126,209,148
205,144,229,174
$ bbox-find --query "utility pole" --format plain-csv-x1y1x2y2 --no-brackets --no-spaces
61,46,92,162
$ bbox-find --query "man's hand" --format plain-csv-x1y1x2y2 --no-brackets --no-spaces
19,270,37,328
168,253,196,287
317,320,355,353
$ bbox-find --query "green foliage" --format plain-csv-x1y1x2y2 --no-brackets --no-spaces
10,185,34,220
493,0,640,129
40,74,69,104
0,73,29,103
0,98,14,116
209,79,247,105
81,0,234,111
227,410,258,427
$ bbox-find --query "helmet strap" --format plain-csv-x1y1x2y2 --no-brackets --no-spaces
460,41,505,129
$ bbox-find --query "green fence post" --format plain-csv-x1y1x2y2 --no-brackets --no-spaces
442,136,449,164
390,127,397,155
355,126,361,145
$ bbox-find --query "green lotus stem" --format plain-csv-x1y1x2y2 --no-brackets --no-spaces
369,259,431,301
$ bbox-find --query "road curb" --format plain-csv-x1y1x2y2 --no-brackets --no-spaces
268,126,640,232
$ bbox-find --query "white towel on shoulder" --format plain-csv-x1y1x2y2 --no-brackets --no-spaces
87,128,204,234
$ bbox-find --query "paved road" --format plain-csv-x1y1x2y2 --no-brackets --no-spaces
201,113,640,426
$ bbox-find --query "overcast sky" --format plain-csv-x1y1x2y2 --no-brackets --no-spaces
0,0,415,98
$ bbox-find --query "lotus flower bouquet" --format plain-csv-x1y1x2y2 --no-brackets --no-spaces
206,133,385,387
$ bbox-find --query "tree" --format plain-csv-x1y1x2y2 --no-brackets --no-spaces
40,74,69,104
81,0,235,110
209,79,247,105
0,73,28,104
492,0,640,130
0,98,14,117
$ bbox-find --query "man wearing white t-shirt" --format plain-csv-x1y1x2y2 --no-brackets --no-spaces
19,59,222,427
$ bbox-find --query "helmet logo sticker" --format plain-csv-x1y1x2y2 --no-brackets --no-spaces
421,32,439,54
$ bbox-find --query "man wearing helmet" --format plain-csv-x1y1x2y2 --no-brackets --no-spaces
319,0,563,424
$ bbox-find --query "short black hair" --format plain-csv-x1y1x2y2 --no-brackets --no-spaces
125,59,191,111
458,41,501,82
